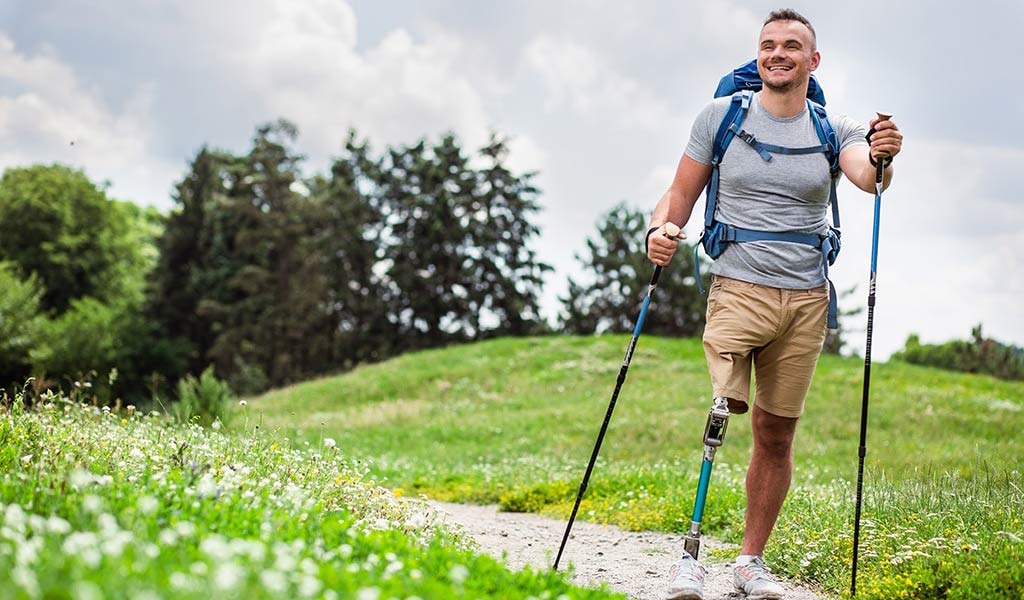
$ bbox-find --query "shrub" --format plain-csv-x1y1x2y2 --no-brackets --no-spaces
895,325,1024,380
0,262,46,386
173,366,233,427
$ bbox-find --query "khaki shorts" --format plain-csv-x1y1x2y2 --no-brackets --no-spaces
702,276,829,418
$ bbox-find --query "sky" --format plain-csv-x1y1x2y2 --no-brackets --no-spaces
1,0,1022,359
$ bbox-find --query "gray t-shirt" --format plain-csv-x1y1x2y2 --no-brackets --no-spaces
685,92,867,289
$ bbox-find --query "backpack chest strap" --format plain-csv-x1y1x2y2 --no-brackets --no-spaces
729,124,830,162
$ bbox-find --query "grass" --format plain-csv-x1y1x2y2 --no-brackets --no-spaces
249,335,1024,599
0,393,625,599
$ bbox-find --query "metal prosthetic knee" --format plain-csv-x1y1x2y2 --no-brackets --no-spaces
683,397,732,560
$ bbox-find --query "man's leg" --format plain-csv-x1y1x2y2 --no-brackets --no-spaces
741,405,798,555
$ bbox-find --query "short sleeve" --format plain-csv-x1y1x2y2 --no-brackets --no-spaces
832,113,868,152
683,101,720,165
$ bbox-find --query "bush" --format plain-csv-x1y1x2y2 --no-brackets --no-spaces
173,366,233,427
895,325,1024,381
0,262,46,386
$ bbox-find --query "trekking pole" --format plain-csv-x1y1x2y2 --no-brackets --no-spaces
851,112,892,596
553,222,682,571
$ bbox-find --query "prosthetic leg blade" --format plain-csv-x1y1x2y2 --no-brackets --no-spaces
683,397,731,560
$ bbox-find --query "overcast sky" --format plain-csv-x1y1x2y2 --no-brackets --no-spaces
2,0,1021,359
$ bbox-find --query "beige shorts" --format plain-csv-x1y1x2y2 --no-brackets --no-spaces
702,276,829,418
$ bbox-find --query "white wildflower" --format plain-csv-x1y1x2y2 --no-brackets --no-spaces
175,521,197,538
82,495,103,513
298,574,322,597
169,573,192,591
200,535,231,562
4,504,26,531
72,582,103,600
260,570,287,592
159,529,179,546
238,400,247,407
324,438,336,449
138,496,159,515
20,454,32,464
356,587,380,600
449,564,469,583
70,469,93,489
196,473,218,497
46,516,71,535
213,562,244,590
12,565,39,597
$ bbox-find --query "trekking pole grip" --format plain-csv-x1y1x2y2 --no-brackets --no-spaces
866,112,893,169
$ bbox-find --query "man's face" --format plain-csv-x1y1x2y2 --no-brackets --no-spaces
757,20,820,94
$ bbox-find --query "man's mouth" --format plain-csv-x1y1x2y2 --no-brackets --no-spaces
767,65,792,72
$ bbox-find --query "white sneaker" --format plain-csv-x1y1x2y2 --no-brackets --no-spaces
733,556,785,599
665,554,705,600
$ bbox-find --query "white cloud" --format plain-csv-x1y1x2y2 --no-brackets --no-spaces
0,34,178,204
522,35,682,132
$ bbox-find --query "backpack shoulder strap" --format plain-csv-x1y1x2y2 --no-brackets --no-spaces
808,101,840,175
712,90,753,164
808,100,842,227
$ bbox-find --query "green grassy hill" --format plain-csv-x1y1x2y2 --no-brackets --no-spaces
247,335,1024,599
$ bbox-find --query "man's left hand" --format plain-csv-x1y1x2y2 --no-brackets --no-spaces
868,116,903,162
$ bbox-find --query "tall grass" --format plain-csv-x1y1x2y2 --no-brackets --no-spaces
0,394,623,599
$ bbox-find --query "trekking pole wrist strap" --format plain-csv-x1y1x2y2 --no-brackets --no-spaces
868,154,893,168
644,226,660,254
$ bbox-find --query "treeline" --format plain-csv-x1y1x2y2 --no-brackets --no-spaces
895,325,1024,381
0,121,708,405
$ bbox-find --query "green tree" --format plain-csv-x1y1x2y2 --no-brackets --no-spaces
0,165,144,312
0,263,46,387
308,133,392,367
373,133,549,348
560,203,708,336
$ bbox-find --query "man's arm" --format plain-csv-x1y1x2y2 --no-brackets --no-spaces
839,116,903,193
647,154,713,267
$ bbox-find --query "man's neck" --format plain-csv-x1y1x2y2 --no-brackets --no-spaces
759,86,808,118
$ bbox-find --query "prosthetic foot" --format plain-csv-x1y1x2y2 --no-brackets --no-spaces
683,397,731,560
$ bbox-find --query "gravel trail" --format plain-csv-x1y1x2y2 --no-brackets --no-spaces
428,501,830,600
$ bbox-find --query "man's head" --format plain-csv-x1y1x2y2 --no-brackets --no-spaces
757,9,820,95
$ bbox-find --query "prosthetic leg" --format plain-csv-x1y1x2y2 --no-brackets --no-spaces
683,397,731,560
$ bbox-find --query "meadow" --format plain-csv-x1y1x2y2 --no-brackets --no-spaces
250,335,1024,599
0,392,623,599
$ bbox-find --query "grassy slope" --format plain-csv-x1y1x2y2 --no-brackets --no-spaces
247,336,1024,598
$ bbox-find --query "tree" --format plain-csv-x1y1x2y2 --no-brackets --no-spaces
560,203,708,337
307,132,392,367
372,133,550,349
0,165,144,313
0,263,46,388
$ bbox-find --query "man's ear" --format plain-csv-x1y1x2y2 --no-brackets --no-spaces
809,50,821,72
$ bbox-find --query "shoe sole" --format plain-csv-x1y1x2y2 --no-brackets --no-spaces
665,591,703,600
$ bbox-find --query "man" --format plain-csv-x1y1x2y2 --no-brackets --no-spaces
646,9,903,600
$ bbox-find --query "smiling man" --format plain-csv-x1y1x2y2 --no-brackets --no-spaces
645,8,903,600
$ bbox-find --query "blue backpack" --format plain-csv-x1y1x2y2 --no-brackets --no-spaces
695,59,842,329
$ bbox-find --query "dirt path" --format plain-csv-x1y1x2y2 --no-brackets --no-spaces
428,501,830,600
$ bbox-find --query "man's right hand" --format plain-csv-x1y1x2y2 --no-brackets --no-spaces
647,224,685,266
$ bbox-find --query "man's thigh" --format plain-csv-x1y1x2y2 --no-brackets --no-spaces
702,277,781,405
752,285,829,418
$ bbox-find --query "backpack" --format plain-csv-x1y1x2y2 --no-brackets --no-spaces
694,59,841,330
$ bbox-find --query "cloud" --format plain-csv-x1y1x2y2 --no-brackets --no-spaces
0,34,179,204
